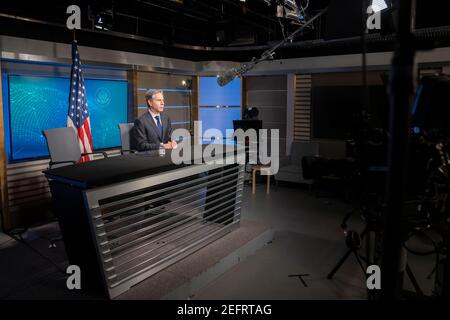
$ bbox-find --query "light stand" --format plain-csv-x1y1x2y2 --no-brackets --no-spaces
380,0,417,300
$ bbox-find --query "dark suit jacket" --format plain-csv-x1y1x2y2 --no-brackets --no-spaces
131,111,172,151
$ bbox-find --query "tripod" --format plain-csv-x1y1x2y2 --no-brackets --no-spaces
326,154,388,280
327,207,375,280
327,206,426,297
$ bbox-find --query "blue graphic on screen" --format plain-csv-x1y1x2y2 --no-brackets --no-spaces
85,80,127,150
199,76,241,106
2,74,11,163
8,75,127,161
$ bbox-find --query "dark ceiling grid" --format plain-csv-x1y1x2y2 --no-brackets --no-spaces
0,1,450,61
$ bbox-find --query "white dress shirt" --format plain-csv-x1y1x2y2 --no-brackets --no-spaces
148,109,162,127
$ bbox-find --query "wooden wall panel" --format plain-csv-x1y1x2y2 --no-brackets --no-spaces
293,75,312,141
245,75,287,156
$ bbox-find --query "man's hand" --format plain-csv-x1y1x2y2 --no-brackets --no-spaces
163,140,177,149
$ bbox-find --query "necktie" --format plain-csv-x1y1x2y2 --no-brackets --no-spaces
155,115,163,138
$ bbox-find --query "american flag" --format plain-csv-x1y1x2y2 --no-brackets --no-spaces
67,40,93,162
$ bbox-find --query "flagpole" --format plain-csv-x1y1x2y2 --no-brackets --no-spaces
68,35,94,163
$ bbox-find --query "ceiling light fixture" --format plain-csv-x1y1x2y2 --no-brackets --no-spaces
90,5,114,31
371,0,389,13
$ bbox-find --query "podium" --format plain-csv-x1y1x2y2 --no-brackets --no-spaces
44,146,245,299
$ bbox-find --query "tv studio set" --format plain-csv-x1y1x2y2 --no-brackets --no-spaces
0,0,450,305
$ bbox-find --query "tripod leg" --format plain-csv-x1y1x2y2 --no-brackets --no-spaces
354,251,367,275
406,264,424,296
427,264,437,280
328,228,369,280
365,230,376,266
328,248,353,279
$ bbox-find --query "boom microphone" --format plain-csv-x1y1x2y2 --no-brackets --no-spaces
216,7,328,87
217,68,240,87
217,63,253,87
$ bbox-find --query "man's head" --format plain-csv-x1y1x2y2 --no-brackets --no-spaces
145,89,164,114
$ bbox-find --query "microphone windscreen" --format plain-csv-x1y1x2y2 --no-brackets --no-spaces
217,68,238,87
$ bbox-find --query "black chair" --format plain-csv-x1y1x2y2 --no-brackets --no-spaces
118,123,137,154
43,127,107,169
42,127,107,247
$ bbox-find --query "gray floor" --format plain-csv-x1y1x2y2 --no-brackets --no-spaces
193,183,368,300
0,182,441,300
193,182,439,299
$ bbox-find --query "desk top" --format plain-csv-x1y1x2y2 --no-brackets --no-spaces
43,145,243,189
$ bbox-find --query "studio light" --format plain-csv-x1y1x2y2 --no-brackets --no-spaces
94,9,114,30
371,0,388,13
89,3,114,31
283,0,298,11
276,4,284,18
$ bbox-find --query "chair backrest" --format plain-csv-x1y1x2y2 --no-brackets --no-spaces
290,141,319,164
118,123,134,151
43,127,81,166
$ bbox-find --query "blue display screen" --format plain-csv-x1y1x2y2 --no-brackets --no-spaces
199,76,241,107
199,76,241,139
6,75,128,161
200,107,241,139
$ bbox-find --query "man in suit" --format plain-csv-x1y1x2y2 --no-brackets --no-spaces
131,89,177,151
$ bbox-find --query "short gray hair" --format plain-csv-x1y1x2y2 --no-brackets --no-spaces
145,89,163,101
